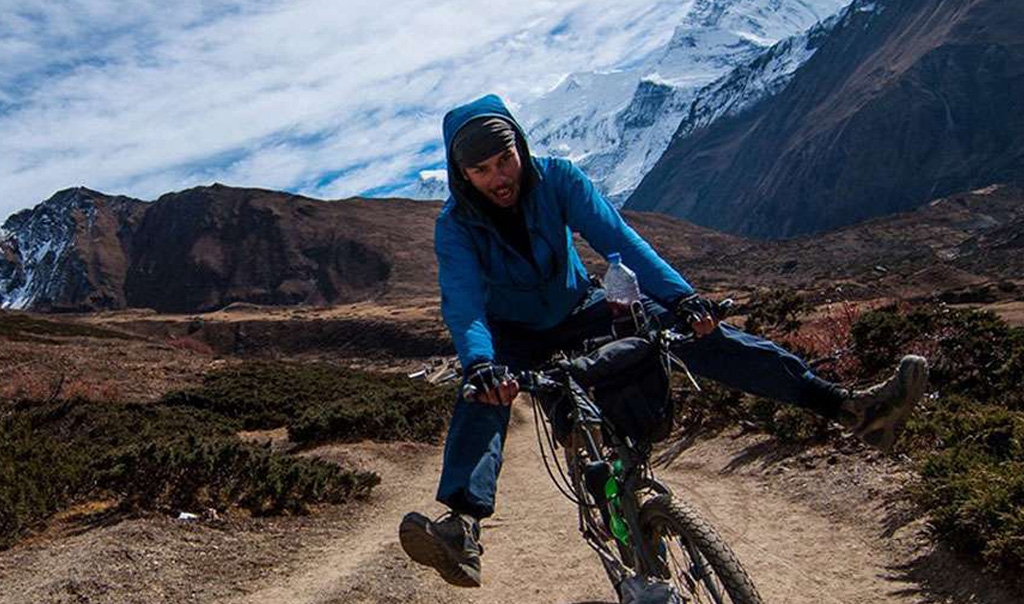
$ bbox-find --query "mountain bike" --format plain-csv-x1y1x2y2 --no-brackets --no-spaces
451,321,765,603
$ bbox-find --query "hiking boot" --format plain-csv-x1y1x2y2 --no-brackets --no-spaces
839,355,928,451
399,510,483,587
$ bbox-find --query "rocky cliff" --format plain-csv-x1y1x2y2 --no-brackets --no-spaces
1,185,439,312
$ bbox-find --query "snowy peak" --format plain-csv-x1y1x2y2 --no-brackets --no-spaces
1,188,90,310
678,0,837,38
522,0,850,204
0,188,147,310
673,8,844,141
399,170,449,201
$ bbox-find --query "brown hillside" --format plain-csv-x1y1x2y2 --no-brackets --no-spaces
4,182,1023,313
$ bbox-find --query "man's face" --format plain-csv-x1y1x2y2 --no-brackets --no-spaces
462,145,522,208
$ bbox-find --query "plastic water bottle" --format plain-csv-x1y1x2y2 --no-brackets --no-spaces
603,252,645,336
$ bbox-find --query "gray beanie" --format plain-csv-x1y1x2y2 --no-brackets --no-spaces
451,117,517,168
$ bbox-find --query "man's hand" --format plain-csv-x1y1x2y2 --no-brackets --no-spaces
673,293,720,338
465,361,519,405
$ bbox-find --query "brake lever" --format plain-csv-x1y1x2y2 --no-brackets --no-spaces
667,350,701,392
716,298,735,319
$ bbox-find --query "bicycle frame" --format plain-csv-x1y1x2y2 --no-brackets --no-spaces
525,361,676,585
422,315,750,602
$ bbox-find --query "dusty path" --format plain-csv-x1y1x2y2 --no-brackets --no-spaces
226,405,615,604
220,403,1018,604
2,402,1019,604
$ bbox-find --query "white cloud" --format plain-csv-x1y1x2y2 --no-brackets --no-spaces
0,0,694,220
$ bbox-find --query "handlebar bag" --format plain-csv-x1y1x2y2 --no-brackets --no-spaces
568,336,673,443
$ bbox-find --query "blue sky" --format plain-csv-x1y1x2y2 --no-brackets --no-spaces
0,1,695,220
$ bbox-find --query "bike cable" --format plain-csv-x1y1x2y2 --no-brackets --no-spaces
529,392,592,508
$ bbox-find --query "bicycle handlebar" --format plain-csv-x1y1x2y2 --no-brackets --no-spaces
458,297,733,402
459,323,707,402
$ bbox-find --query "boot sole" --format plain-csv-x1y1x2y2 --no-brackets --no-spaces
399,514,481,588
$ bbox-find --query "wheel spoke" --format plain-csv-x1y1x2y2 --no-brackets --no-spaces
640,495,762,604
664,538,702,598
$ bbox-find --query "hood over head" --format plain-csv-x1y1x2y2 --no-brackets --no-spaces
442,94,540,220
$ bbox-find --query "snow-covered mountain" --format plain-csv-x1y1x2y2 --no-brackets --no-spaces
0,188,145,310
1,188,101,310
521,0,851,205
673,8,844,142
627,0,1024,238
399,170,449,201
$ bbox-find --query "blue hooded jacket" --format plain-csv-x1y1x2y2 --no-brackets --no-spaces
435,94,694,368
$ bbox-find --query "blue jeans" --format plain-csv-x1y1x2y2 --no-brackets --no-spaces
435,288,839,518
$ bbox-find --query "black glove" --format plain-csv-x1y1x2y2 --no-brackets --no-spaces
464,361,511,400
673,293,718,326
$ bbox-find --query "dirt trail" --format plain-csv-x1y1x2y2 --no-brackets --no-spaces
227,405,614,604
3,401,1018,604
219,403,1017,604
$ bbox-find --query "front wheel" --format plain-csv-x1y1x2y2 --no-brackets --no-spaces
639,494,764,604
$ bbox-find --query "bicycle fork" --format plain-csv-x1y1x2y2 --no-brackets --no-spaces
571,424,665,582
615,451,667,578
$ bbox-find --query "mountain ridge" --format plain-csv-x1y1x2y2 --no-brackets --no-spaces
1,185,441,312
3,182,1023,313
627,0,1024,238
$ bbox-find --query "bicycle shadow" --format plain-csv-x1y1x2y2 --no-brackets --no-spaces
661,429,1024,601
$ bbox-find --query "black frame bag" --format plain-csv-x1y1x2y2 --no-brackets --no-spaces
568,336,673,443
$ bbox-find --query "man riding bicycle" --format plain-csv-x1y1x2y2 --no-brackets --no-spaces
399,94,927,588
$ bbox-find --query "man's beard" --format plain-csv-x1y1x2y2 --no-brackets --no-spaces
489,181,519,207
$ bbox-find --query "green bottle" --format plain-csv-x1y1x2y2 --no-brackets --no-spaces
604,460,629,545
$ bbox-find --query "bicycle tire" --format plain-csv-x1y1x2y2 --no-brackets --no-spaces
639,494,764,604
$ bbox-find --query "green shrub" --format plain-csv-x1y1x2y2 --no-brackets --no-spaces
288,371,455,444
0,411,92,548
754,401,831,443
163,362,455,440
1,360,458,549
0,395,381,549
849,304,1024,576
851,305,1024,406
669,301,1024,577
0,312,136,342
160,361,332,428
672,379,748,432
102,437,379,516
905,396,1024,573
164,361,455,444
672,377,829,444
